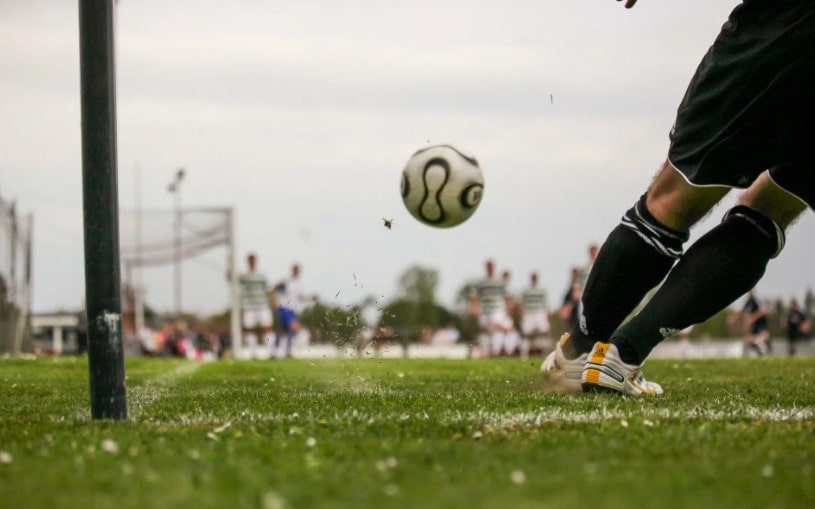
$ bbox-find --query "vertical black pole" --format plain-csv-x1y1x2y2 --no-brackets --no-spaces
79,0,127,420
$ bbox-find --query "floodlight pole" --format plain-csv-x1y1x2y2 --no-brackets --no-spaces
79,0,127,420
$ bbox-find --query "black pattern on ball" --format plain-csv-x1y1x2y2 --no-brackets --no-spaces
418,157,450,224
459,183,484,209
400,144,484,228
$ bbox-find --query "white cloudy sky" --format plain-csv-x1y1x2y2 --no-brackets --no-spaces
1,0,812,316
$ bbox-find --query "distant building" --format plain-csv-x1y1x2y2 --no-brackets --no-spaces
30,311,86,354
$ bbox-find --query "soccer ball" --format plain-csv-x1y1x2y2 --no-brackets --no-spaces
400,144,484,228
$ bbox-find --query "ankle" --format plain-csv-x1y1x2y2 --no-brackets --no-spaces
612,339,643,365
561,333,593,360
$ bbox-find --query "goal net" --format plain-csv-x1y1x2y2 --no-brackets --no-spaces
118,207,241,353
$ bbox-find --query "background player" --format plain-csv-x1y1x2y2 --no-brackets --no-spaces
275,263,304,358
498,269,521,356
785,298,810,356
238,253,275,359
520,272,550,358
728,289,771,357
470,259,508,358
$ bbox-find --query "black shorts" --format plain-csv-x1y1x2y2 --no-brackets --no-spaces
668,0,815,209
750,322,769,336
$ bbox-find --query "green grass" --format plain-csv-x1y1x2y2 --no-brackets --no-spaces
1,355,814,509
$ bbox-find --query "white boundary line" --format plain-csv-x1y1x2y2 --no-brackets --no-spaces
128,362,202,420
152,405,815,428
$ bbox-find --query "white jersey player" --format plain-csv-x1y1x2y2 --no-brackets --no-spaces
238,253,274,358
520,272,551,357
275,263,304,358
472,259,509,357
498,270,522,356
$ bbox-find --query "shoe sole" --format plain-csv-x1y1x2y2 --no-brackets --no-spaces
581,382,620,394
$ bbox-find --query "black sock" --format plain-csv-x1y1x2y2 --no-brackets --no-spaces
568,195,687,356
612,206,784,364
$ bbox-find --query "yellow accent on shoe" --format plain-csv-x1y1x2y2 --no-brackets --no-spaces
559,332,571,347
589,341,609,365
626,372,656,395
584,368,600,385
581,342,663,396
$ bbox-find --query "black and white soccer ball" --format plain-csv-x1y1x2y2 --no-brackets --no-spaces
400,144,484,228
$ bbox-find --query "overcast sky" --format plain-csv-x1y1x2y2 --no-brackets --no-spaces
1,0,812,317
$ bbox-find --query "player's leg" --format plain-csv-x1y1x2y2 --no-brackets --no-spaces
520,332,531,359
543,164,724,392
564,161,728,359
758,327,772,355
242,310,259,359
490,315,506,356
258,308,276,359
491,328,503,357
519,316,535,359
788,335,798,356
506,327,521,356
743,329,757,358
284,313,301,358
605,172,806,374
580,1,813,393
745,331,764,357
477,330,488,358
477,316,491,358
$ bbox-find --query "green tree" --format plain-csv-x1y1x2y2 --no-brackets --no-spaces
398,265,439,306
300,300,365,345
378,265,455,343
691,307,734,338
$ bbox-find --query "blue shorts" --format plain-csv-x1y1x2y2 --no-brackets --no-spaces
278,306,298,331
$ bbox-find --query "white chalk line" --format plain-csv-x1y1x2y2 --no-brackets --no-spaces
127,362,202,420
148,404,815,428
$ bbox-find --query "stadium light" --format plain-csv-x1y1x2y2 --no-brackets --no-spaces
168,167,185,317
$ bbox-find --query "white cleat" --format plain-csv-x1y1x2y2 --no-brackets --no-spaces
581,342,663,396
541,333,588,394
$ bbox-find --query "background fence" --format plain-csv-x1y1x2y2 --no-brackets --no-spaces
0,191,33,354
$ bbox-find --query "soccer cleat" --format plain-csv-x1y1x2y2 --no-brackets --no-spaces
540,333,588,393
581,342,663,396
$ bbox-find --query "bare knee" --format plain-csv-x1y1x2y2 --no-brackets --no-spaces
738,172,807,229
644,161,729,232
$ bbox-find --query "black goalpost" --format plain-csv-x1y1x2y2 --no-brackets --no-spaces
79,0,127,420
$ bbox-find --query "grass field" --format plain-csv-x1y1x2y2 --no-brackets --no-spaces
1,355,814,509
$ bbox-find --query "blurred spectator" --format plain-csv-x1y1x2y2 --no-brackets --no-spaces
559,267,582,333
578,243,600,289
785,298,810,356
